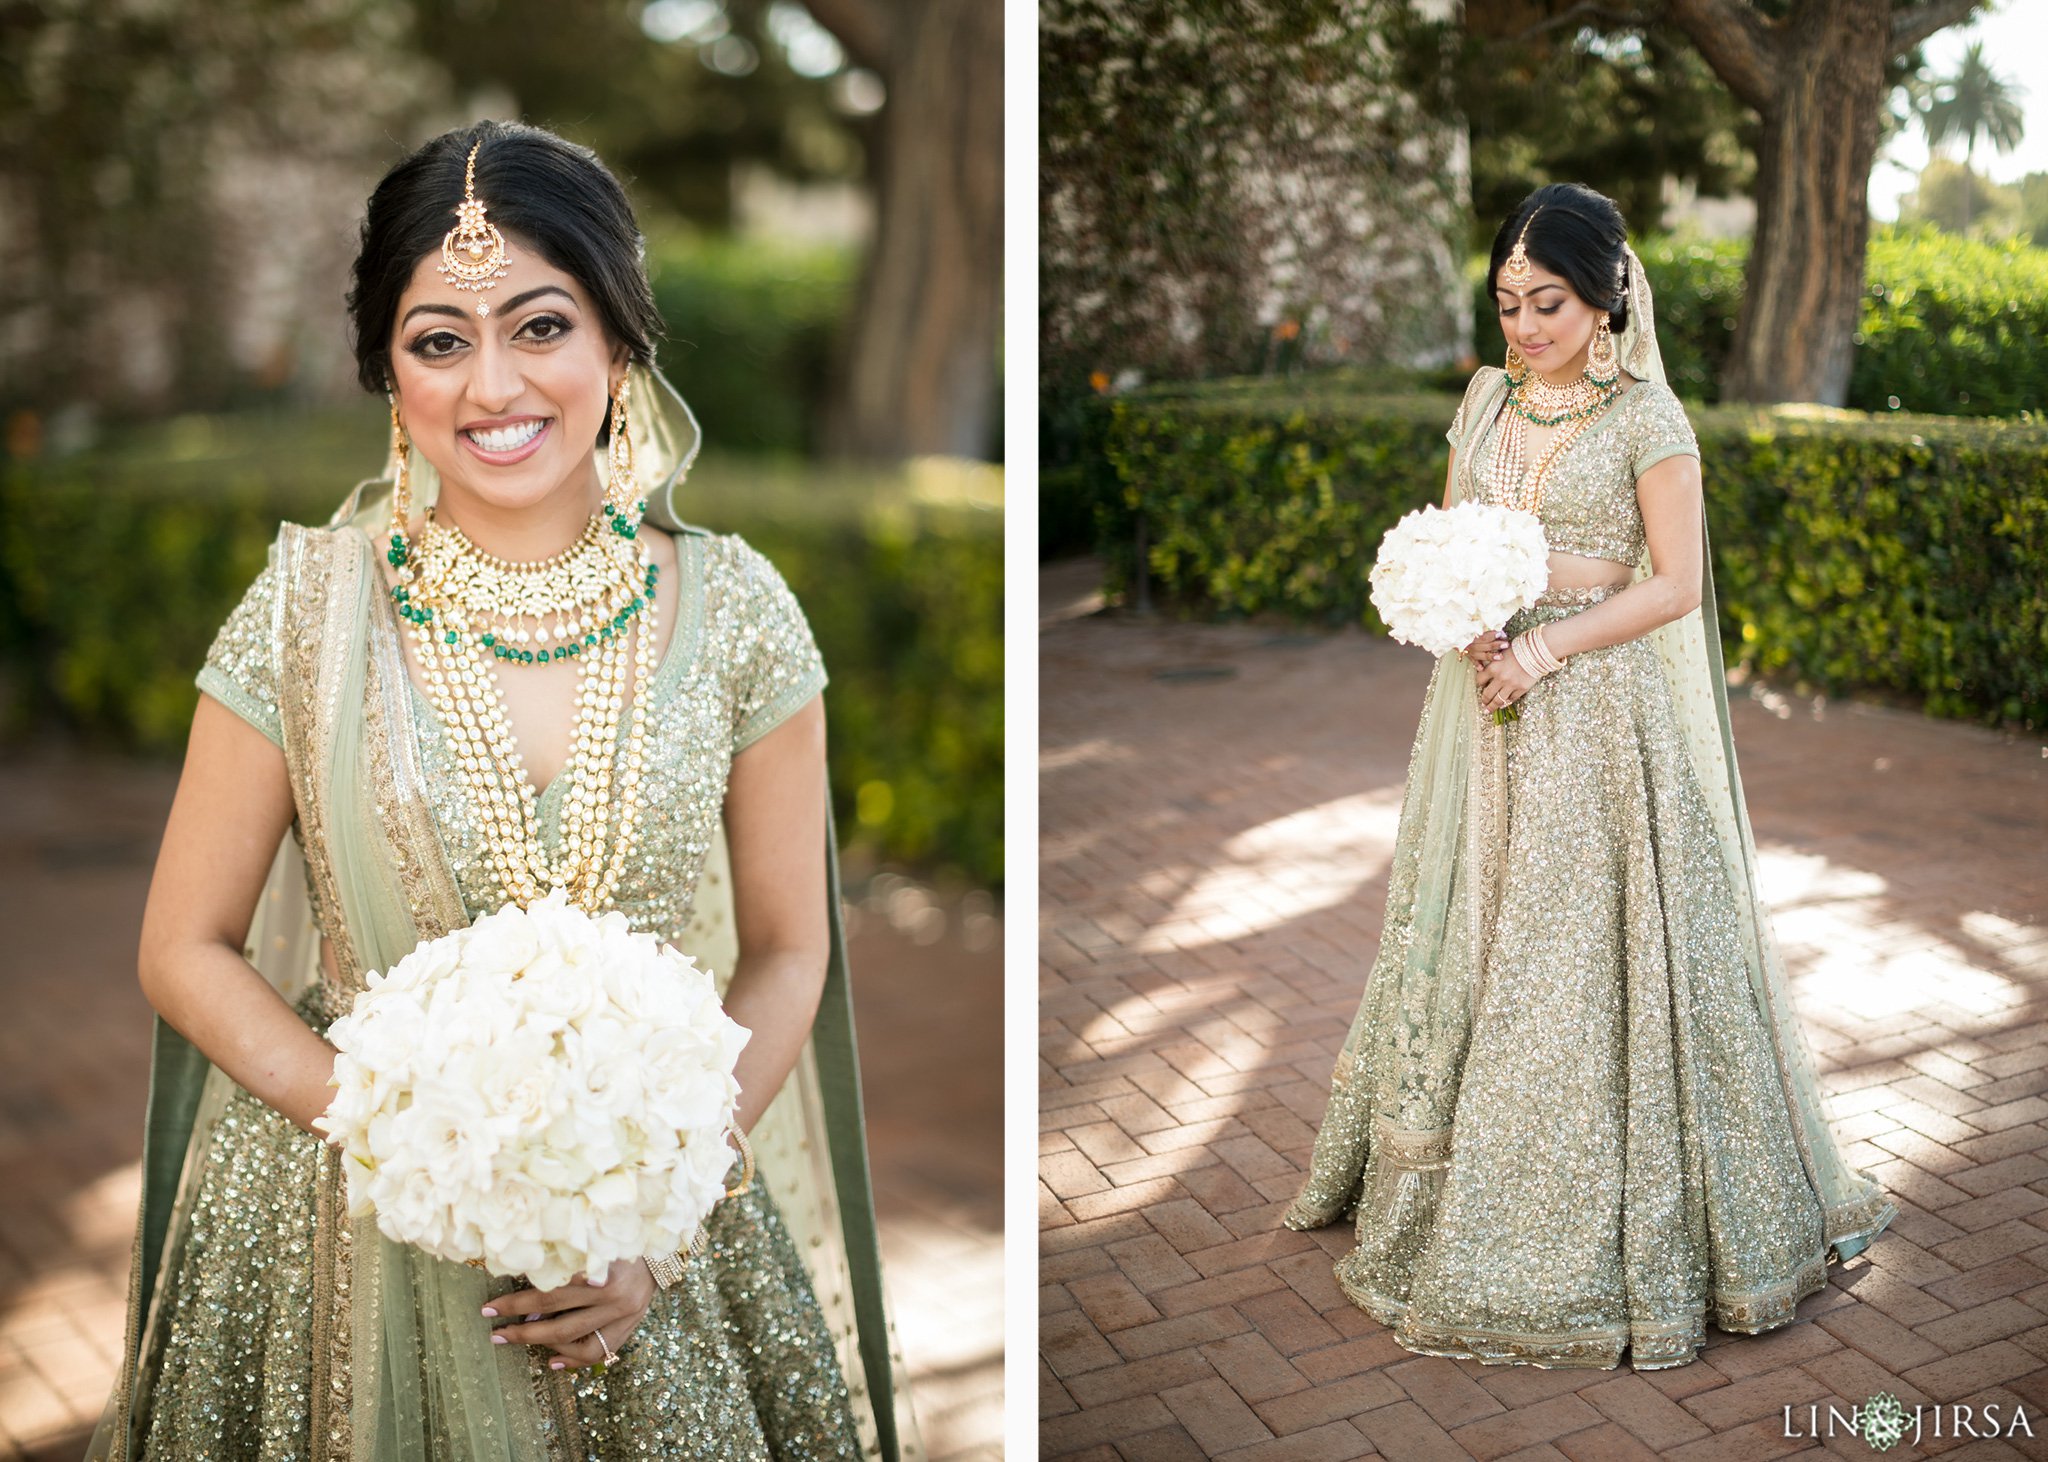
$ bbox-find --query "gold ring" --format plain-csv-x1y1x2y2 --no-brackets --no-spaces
594,1325,618,1366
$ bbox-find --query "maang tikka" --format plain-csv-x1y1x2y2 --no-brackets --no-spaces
438,139,509,315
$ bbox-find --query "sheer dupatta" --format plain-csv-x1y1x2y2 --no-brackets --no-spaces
92,363,915,1460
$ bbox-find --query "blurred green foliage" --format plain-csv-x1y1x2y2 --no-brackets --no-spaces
0,413,1002,888
649,234,856,456
1095,380,2048,729
1468,227,2048,416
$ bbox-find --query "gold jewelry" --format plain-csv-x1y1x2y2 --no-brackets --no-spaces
593,1326,617,1366
1484,371,1618,514
1586,312,1620,387
438,140,510,316
1504,343,1529,385
410,511,650,665
604,377,647,537
1501,210,1538,291
393,509,658,913
386,398,413,563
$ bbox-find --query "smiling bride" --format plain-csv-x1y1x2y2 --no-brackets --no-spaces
91,120,919,1460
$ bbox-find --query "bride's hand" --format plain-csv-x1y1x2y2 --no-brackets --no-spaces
1474,649,1537,713
484,1261,658,1370
1461,630,1507,667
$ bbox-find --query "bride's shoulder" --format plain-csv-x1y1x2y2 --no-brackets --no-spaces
1447,365,1508,440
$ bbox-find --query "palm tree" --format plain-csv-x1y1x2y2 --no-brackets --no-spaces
1921,39,2026,226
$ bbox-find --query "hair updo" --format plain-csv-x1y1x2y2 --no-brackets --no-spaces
1486,182,1631,334
346,120,663,394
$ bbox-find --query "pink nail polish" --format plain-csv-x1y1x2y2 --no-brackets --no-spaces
550,1360,566,1370
491,1334,507,1345
481,1307,498,1317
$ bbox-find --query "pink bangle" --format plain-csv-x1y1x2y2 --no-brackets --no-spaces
1511,626,1567,679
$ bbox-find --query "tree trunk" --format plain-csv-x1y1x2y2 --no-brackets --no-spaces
820,0,1003,460
1720,2,1889,406
1667,0,1986,404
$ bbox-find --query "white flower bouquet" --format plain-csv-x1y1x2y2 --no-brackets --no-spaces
313,890,751,1292
1368,502,1550,720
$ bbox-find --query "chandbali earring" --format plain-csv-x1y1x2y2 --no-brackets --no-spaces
386,393,414,570
1504,343,1530,385
1585,312,1620,387
603,375,646,539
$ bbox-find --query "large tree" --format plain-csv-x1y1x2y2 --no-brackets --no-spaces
1664,0,1989,405
802,0,1004,459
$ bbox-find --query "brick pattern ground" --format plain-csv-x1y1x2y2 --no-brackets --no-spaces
0,751,1001,1461
1040,557,2048,1461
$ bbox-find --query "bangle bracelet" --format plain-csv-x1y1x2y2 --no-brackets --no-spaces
1510,627,1567,680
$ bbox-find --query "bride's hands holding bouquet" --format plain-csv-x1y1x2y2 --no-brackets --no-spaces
486,1261,658,1372
1474,646,1538,716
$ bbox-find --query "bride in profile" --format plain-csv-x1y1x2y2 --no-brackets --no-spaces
1283,182,1894,1370
92,120,919,1458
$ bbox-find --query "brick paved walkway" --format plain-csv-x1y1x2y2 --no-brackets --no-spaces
0,751,1001,1461
1040,556,2048,1461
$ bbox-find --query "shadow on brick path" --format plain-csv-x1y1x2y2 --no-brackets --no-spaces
0,750,1001,1461
1039,555,2048,1462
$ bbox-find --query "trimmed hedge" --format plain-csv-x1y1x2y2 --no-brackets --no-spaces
0,410,1002,888
1466,227,2048,418
1099,382,2048,729
648,235,856,456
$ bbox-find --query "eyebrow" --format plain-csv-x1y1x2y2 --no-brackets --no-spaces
400,285,575,327
1496,283,1565,298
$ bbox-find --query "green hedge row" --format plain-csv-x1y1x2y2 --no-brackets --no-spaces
0,410,1003,888
1098,383,2048,729
1465,227,2048,418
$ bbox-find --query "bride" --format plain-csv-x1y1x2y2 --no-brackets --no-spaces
1283,182,1895,1370
92,121,919,1458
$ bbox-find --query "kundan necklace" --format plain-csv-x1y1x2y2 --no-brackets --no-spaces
390,505,659,912
1486,368,1619,514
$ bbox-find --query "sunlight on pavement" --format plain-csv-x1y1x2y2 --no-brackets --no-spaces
1761,846,2026,1019
1135,790,1402,952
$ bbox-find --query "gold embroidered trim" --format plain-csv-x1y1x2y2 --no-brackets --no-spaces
309,1142,354,1462
275,526,365,994
1373,1118,1452,1169
363,587,469,947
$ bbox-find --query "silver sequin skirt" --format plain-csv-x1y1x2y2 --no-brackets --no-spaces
1289,584,1864,1370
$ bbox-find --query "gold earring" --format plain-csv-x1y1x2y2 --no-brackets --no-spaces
1505,343,1529,385
604,376,644,539
1586,313,1619,387
387,394,414,570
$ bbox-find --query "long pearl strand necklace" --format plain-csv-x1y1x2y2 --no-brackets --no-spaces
1486,368,1619,514
393,508,658,912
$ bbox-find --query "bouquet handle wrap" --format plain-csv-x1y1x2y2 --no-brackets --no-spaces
93,364,915,1459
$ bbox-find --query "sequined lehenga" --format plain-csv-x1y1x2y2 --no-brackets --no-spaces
90,366,923,1460
1283,273,1895,1371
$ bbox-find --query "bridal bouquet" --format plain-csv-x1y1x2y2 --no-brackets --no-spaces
314,890,751,1292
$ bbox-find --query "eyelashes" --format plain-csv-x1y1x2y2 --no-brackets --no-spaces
402,313,575,360
1497,304,1564,319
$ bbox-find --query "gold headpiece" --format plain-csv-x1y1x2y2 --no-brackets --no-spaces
1501,209,1538,291
438,140,510,315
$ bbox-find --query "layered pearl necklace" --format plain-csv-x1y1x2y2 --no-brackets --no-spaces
1485,368,1620,514
390,506,658,912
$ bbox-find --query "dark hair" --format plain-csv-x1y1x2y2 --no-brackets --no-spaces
346,120,662,394
1486,183,1630,334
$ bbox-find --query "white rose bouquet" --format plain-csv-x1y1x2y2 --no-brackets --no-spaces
313,889,751,1293
1368,502,1550,721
